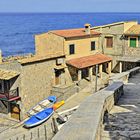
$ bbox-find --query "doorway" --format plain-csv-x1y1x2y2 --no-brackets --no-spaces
55,70,61,85
11,103,20,120
82,68,89,79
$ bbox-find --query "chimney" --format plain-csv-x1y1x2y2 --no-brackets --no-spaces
84,23,91,34
0,50,3,63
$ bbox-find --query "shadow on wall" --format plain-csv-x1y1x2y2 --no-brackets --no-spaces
112,61,139,73
112,62,120,73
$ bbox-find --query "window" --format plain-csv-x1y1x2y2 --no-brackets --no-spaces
130,38,137,48
69,44,75,55
91,41,96,51
106,37,113,48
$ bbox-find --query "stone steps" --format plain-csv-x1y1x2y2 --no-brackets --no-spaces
101,73,140,139
101,130,140,140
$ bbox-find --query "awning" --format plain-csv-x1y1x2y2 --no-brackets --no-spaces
0,69,20,80
66,54,112,69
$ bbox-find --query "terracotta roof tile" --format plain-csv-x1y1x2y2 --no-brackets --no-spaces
66,54,112,69
125,25,140,35
50,28,100,38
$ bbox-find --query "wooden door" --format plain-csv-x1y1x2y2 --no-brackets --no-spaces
11,103,20,120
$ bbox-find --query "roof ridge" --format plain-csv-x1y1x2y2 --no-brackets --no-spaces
50,28,84,32
49,28,100,38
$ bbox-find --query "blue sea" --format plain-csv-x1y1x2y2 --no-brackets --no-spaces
0,12,140,56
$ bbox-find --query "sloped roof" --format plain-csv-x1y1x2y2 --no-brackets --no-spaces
50,28,100,38
0,69,20,80
18,53,65,65
92,21,137,29
66,54,112,69
124,25,140,35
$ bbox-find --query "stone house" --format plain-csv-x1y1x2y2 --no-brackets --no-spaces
0,54,73,120
92,21,140,73
35,24,112,86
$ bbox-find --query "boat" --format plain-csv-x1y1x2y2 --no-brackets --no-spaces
27,96,56,116
24,107,54,128
53,100,65,110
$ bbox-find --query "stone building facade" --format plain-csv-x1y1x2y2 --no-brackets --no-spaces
35,25,101,60
124,24,140,57
0,55,73,120
92,21,140,72
35,33,64,57
35,25,112,84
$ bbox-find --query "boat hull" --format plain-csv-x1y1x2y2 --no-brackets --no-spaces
24,107,54,128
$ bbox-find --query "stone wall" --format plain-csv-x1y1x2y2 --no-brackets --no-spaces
19,59,57,119
19,57,73,119
0,57,74,119
124,36,140,57
35,33,64,57
51,83,78,101
93,22,138,72
52,67,140,140
93,23,124,71
52,82,124,140
109,67,140,84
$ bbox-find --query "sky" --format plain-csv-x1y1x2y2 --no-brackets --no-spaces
0,0,140,13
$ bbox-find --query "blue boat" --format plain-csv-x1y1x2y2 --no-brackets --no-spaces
24,107,54,128
27,96,56,116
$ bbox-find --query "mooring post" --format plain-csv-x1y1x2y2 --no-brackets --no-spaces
23,134,25,140
37,128,40,138
44,125,47,140
52,117,59,133
30,132,32,140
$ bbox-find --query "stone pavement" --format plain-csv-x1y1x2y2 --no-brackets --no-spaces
56,85,92,113
57,74,109,113
102,73,140,140
0,113,18,133
0,118,18,133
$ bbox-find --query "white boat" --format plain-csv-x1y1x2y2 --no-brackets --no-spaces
27,96,56,117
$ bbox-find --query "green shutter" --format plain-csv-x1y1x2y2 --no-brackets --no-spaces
130,38,136,48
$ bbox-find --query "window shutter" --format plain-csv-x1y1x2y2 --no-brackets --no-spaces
106,37,113,48
130,38,136,48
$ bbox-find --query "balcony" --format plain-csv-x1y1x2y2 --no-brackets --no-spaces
0,88,20,101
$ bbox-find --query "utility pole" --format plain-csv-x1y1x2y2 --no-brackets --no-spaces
95,64,98,92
